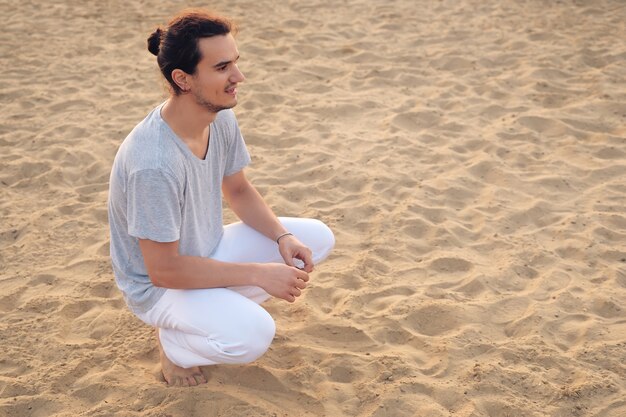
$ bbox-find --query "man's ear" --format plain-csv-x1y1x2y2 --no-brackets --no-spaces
171,69,190,93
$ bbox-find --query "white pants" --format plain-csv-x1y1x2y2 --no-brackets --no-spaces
137,217,335,368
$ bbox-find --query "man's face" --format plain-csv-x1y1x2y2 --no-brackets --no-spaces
188,34,244,113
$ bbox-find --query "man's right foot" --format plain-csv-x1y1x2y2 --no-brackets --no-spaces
157,330,207,387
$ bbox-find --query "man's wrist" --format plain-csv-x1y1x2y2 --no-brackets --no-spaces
249,263,264,287
275,232,293,244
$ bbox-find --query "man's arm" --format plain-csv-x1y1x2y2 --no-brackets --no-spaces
138,240,308,302
222,170,314,272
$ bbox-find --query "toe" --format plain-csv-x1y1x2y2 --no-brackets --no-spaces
196,373,207,385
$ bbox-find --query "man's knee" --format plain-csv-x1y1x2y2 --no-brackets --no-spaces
235,311,276,363
311,219,335,263
206,309,276,364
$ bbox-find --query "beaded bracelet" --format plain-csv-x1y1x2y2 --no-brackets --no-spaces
275,232,293,244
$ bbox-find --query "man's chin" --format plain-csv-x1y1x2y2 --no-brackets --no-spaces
193,95,237,113
218,99,238,112
213,104,235,113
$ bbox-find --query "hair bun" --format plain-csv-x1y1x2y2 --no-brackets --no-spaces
147,28,163,56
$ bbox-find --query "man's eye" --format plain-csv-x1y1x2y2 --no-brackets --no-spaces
218,65,228,71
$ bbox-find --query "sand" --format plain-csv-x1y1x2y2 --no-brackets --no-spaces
1,0,625,416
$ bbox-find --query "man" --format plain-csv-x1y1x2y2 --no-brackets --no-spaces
108,9,335,387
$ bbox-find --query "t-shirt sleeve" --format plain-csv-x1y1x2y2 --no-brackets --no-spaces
126,169,182,242
224,112,251,176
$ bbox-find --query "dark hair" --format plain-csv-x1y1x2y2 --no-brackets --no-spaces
147,9,234,95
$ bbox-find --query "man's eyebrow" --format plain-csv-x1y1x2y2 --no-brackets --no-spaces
213,55,240,68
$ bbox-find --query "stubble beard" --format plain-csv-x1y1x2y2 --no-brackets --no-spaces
192,90,235,114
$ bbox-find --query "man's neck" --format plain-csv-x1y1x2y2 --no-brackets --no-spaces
161,96,217,144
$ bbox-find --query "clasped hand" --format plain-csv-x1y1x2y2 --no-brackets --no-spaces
259,235,314,303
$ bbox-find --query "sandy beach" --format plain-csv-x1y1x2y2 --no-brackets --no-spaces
1,0,625,416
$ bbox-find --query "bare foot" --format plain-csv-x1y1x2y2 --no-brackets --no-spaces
157,330,207,387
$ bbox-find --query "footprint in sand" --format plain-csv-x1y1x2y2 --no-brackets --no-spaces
429,257,473,273
405,304,462,336
517,115,567,136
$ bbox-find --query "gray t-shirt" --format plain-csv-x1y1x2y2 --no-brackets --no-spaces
108,103,251,314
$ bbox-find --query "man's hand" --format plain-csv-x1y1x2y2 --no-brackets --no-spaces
278,234,314,273
256,263,309,303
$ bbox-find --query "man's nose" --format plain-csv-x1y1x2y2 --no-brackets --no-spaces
231,64,245,83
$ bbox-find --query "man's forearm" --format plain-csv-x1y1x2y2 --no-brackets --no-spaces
225,182,288,242
148,252,262,289
139,236,309,300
